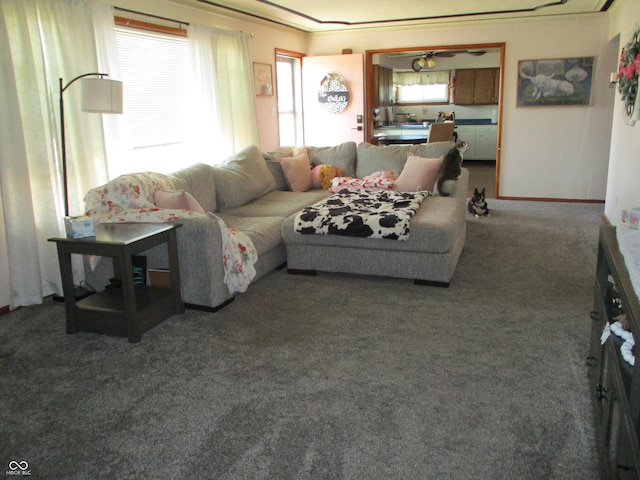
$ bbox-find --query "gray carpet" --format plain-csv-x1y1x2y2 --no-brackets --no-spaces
0,199,604,479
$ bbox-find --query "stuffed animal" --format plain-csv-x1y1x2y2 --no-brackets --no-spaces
311,164,343,190
467,187,490,218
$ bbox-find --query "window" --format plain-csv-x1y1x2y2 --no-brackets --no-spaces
276,51,304,146
396,84,449,103
394,70,450,104
115,26,190,148
113,24,191,174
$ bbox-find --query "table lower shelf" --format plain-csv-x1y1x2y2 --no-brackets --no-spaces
69,286,181,340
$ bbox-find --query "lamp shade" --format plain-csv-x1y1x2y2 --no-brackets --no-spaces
81,77,123,113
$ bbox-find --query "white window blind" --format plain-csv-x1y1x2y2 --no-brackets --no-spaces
115,26,190,149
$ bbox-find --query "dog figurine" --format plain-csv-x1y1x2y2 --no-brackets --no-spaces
467,187,490,218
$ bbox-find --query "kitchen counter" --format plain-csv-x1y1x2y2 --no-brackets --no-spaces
375,118,496,129
377,135,427,145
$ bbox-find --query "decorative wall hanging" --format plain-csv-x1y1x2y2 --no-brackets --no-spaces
318,72,350,114
616,28,640,125
517,57,594,107
253,62,273,96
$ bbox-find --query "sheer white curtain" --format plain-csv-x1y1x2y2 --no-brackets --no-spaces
188,24,259,162
0,0,111,309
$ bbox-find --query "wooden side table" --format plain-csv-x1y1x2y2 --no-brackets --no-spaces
49,223,184,343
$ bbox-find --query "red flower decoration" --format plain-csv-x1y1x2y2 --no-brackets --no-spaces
617,30,640,120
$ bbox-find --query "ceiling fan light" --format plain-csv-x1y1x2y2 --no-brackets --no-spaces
427,56,437,68
417,57,427,68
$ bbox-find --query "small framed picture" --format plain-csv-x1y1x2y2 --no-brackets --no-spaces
253,62,273,96
517,57,594,107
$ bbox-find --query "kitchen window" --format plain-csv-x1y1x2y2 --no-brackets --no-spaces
394,70,450,104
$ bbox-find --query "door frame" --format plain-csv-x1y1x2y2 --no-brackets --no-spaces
365,43,505,198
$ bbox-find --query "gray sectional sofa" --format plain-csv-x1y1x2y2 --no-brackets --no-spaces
85,141,468,311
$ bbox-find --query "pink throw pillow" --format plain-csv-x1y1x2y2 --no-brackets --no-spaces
394,154,444,192
154,190,205,213
278,152,313,192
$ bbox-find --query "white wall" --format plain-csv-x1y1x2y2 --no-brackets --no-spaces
306,15,615,201
605,0,640,225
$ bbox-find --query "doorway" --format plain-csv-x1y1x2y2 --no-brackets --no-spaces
365,43,504,198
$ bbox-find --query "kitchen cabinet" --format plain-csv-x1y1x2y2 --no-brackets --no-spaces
454,68,499,105
373,65,393,107
455,125,497,160
474,126,498,160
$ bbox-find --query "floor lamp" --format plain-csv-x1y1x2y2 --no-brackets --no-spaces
55,73,122,302
59,72,123,217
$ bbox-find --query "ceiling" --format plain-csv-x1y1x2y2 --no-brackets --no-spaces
171,0,615,32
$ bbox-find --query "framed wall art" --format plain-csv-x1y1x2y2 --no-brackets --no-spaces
517,57,594,107
253,62,273,96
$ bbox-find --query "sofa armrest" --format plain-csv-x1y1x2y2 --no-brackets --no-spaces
147,216,233,309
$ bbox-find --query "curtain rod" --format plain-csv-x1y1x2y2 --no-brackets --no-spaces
114,6,189,28
113,6,254,38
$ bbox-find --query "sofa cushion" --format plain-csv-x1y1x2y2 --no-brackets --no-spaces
169,163,217,213
213,145,276,209
307,142,357,178
222,190,331,218
356,141,455,178
278,152,314,192
217,214,284,256
154,190,206,213
394,154,444,192
263,154,289,191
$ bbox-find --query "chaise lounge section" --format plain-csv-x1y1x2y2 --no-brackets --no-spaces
281,170,468,286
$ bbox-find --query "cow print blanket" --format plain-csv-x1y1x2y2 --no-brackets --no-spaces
294,189,430,241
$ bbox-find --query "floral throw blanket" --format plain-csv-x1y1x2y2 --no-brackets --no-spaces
83,172,203,224
294,189,429,241
83,172,257,294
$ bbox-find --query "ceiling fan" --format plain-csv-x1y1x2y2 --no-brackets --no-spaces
411,50,488,71
411,53,437,71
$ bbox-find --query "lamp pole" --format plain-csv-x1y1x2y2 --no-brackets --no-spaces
58,72,109,217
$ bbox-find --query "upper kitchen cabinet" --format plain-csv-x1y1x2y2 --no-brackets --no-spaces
454,68,499,105
373,65,393,107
